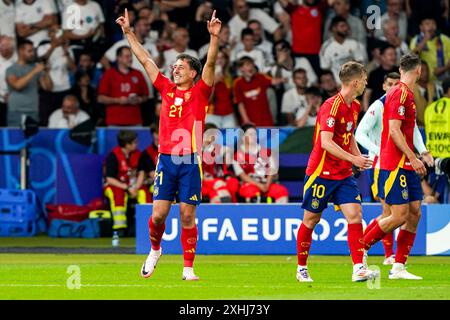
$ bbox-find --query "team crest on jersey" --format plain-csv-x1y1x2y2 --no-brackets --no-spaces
346,122,353,132
131,76,138,84
401,189,408,200
311,8,318,17
153,186,159,197
311,198,320,209
326,117,335,128
37,6,42,14
184,92,191,101
174,97,184,106
354,112,359,122
398,105,406,116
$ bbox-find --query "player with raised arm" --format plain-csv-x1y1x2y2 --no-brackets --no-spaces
362,54,428,280
296,61,375,283
116,8,221,281
355,72,434,265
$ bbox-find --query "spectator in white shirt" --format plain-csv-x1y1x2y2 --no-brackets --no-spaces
15,0,58,48
162,27,198,78
229,0,283,44
0,0,15,40
232,28,266,72
62,0,105,61
48,95,90,129
296,86,322,128
36,25,76,126
320,16,367,85
0,36,17,127
323,0,367,48
281,68,309,126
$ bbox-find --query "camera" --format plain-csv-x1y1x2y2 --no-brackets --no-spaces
424,157,450,179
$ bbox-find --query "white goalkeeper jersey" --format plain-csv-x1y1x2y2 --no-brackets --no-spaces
355,94,427,169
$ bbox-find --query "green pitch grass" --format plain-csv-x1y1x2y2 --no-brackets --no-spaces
0,254,449,300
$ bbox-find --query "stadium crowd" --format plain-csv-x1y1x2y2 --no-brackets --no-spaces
0,0,449,211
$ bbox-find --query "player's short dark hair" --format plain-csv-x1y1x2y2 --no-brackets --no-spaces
293,68,307,77
384,72,400,81
117,130,138,147
241,27,254,39
305,86,322,97
238,56,255,68
176,53,202,80
17,38,33,50
442,77,450,94
399,53,421,72
116,46,131,57
330,15,348,30
339,61,366,84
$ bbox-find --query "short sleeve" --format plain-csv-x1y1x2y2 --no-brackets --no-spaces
319,100,337,133
385,88,406,121
196,78,213,100
152,72,172,94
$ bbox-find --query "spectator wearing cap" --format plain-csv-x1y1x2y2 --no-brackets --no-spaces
319,15,367,85
48,94,90,129
410,16,450,82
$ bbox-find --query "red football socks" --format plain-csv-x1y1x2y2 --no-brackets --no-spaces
181,225,198,267
364,218,378,236
382,231,394,257
395,230,416,264
363,220,386,250
297,223,313,266
148,217,165,250
347,223,364,264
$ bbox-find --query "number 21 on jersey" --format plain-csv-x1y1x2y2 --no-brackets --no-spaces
169,105,182,117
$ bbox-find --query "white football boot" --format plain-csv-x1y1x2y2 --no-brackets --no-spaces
389,263,422,280
182,267,200,281
352,263,377,282
141,248,162,278
296,267,314,282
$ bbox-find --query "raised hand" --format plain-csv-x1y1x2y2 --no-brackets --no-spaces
115,8,131,34
207,10,221,37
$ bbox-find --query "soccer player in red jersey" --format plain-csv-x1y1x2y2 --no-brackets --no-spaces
363,54,428,280
296,61,375,283
116,9,221,280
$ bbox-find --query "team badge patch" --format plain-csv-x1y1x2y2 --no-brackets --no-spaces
184,92,191,101
398,105,405,116
326,117,335,128
153,186,159,197
311,198,320,210
401,189,408,200
132,76,138,83
346,122,353,132
174,97,183,106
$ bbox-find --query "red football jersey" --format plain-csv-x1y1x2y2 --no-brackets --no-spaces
212,80,234,116
380,82,416,171
233,73,274,126
153,72,212,155
306,93,360,180
98,67,149,126
286,3,323,55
